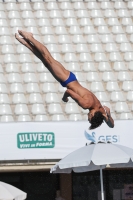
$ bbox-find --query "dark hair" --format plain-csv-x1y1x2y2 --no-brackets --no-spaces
89,111,104,130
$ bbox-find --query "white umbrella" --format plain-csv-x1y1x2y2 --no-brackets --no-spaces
51,142,133,200
0,181,27,200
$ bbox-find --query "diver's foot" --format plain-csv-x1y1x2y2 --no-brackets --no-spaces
18,30,33,41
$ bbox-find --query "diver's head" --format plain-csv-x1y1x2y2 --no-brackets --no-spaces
88,110,104,130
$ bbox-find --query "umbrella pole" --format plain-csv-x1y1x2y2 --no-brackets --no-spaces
100,166,104,200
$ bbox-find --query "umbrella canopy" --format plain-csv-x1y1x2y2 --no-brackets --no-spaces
51,143,133,200
0,181,27,200
51,142,133,173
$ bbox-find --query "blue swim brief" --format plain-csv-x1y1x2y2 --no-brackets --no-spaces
60,72,77,87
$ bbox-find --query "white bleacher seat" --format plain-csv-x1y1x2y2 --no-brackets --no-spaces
106,81,120,92
94,53,108,62
61,44,74,53
101,2,112,9
72,35,85,44
21,63,35,73
39,73,55,83
91,10,103,18
12,93,27,104
67,62,81,71
24,19,36,27
17,45,30,54
113,62,127,71
2,45,15,54
122,81,133,91
104,10,117,18
73,2,85,10
109,52,123,62
114,1,126,9
126,26,133,34
69,26,82,35
0,36,13,45
110,91,125,102
41,27,54,35
0,11,6,19
1,115,14,122
75,44,89,53
63,10,76,18
31,104,46,115
0,104,12,115
102,72,116,82
35,115,48,121
48,103,63,114
105,43,118,52
122,18,132,26
22,11,34,19
76,10,89,18
66,18,78,27
58,35,71,44
65,103,80,114
47,44,60,53
83,62,96,72
127,2,133,9
79,18,92,27
124,52,133,62
19,2,32,11
23,73,38,83
0,19,8,27
12,27,22,36
120,113,133,120
0,94,10,104
120,43,133,52
0,84,8,94
28,93,43,104
60,2,72,10
83,26,96,34
0,27,11,36
117,71,132,81
45,93,60,104
79,53,92,62
35,10,48,18
94,18,106,26
87,34,100,44
43,35,57,44
52,18,64,27
49,10,62,19
10,83,24,94
64,53,78,62
127,91,133,102
52,114,66,121
47,2,59,10
87,72,100,82
87,2,99,9
98,62,111,71
6,63,19,73
6,3,18,11
26,83,40,93
112,25,124,34
74,72,85,82
15,104,29,115
55,26,67,35
42,83,57,93
0,74,6,83
95,92,109,102
19,54,32,63
90,43,103,53
118,10,130,18
31,0,44,2
0,3,4,11
129,34,133,43
7,73,22,83
101,34,114,43
36,63,48,72
91,82,104,92
51,53,63,63
115,102,129,113
68,114,83,121
107,18,120,26
128,61,133,71
8,10,20,19
33,2,45,10
115,34,128,43
18,115,31,122
98,26,110,34
4,54,18,63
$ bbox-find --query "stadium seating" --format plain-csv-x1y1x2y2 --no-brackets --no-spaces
0,1,133,121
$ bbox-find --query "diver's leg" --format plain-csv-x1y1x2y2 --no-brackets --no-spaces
16,30,70,82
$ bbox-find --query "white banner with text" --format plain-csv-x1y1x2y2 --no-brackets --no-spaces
0,120,132,160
